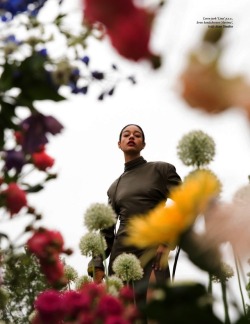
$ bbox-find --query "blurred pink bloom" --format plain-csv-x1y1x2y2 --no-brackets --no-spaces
205,201,250,259
1,182,27,216
27,228,64,260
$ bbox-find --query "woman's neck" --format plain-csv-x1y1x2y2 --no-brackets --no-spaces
124,153,141,163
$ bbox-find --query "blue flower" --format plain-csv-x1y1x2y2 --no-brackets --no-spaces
0,0,49,18
91,71,104,80
81,56,90,66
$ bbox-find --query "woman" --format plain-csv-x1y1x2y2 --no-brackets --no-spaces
89,124,182,307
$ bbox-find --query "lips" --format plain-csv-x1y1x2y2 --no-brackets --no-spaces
127,141,135,146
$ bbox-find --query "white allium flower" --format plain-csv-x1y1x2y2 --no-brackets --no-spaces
211,262,234,283
233,183,250,205
75,275,92,289
64,265,78,282
177,130,216,168
106,275,124,295
84,203,116,231
79,232,107,257
112,253,143,282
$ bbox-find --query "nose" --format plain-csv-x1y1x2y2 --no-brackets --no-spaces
129,134,134,139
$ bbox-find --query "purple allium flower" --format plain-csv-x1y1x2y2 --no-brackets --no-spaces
20,113,63,153
4,149,26,173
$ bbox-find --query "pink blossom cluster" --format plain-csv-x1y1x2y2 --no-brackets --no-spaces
27,228,71,287
32,283,139,324
83,0,159,65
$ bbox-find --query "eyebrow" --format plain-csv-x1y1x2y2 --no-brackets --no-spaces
122,130,142,134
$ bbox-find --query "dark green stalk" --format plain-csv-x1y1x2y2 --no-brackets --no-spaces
100,236,109,286
208,273,213,295
172,246,180,281
221,281,231,324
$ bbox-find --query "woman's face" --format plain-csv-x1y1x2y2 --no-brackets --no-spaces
118,125,145,154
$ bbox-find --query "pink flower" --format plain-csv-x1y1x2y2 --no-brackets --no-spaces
27,228,64,260
34,290,64,323
97,295,124,318
1,182,27,216
61,290,91,319
105,316,130,324
119,286,134,303
32,150,55,171
79,282,106,300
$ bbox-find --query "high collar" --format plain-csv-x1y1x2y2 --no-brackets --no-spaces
124,156,147,172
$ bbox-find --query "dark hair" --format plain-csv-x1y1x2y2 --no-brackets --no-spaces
119,124,145,142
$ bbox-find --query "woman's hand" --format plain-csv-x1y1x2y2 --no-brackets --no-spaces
93,267,105,284
152,244,170,271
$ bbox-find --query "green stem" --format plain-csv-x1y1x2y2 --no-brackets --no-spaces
172,246,180,282
100,236,109,286
132,281,136,306
221,281,231,324
233,250,247,316
208,273,213,295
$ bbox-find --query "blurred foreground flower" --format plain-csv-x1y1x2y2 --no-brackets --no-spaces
180,54,250,119
205,200,250,259
0,0,49,19
27,228,71,287
20,113,64,154
82,0,160,67
0,182,27,216
33,282,138,323
32,149,55,171
125,169,221,249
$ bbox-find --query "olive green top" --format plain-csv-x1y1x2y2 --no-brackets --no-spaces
88,156,182,275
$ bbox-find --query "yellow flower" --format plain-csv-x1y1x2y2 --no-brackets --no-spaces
125,170,221,249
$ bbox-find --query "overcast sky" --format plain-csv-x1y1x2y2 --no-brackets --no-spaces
3,0,250,320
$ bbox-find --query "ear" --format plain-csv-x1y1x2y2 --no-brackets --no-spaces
142,142,146,149
118,141,121,149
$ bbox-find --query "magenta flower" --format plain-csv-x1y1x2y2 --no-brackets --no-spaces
97,295,124,318
62,290,91,319
34,290,64,323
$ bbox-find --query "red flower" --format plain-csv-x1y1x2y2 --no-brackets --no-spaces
27,228,64,260
40,259,66,286
14,131,23,145
32,150,55,171
83,0,134,28
1,182,27,216
35,290,64,323
107,8,153,61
